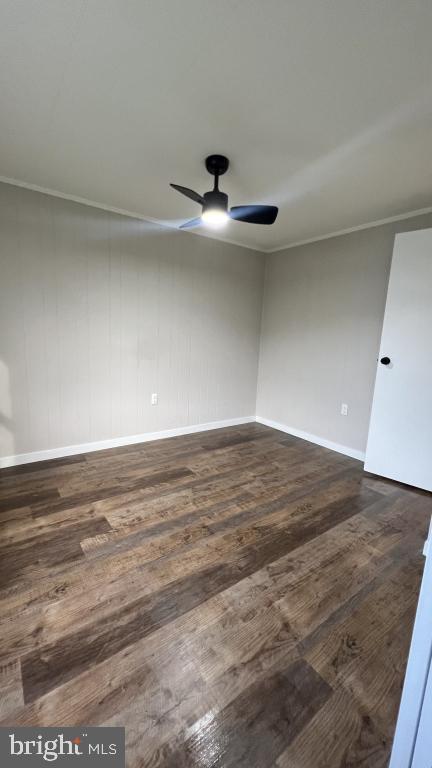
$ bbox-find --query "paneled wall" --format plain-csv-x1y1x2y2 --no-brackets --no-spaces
0,183,264,460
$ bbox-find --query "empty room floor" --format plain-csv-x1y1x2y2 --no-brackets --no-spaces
0,422,431,767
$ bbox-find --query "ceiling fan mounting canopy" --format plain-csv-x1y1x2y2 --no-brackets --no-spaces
205,154,229,177
170,154,278,229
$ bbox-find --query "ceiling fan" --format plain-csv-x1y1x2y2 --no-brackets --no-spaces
170,155,278,229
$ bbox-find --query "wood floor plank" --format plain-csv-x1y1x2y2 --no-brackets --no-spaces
0,660,24,720
304,558,422,736
0,509,110,549
32,467,195,516
159,659,331,768
0,488,60,514
0,516,112,591
276,689,389,768
0,423,430,767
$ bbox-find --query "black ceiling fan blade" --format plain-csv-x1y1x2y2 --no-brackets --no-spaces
179,217,202,229
230,205,278,225
170,184,204,205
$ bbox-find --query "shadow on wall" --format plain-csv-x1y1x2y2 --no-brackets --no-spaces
0,360,14,459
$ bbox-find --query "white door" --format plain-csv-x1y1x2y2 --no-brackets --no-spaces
365,228,432,492
389,519,432,768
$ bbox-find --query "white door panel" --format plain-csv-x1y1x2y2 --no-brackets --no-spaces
389,519,432,768
365,229,432,491
411,654,432,768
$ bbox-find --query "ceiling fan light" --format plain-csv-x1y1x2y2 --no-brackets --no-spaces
201,208,229,228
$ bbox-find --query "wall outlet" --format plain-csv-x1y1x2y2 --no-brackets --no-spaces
341,403,348,416
151,393,158,406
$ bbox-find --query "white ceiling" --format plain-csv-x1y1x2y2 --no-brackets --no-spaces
1,0,432,251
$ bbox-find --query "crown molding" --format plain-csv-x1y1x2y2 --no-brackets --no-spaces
0,175,264,254
2,174,431,255
264,205,432,253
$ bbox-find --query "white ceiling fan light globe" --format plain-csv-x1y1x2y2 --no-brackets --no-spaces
201,209,229,228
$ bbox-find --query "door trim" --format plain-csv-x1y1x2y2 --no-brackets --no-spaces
389,518,432,768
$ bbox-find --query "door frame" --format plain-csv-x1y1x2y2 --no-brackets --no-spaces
389,518,432,767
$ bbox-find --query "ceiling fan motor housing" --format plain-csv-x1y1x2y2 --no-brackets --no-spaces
203,190,228,214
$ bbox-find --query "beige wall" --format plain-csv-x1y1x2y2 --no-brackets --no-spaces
2,180,432,463
0,183,264,459
257,213,432,454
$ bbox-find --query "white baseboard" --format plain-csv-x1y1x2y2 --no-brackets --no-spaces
0,414,366,469
256,416,365,462
0,416,255,469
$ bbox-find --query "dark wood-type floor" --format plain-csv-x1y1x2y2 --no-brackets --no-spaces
0,423,431,766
